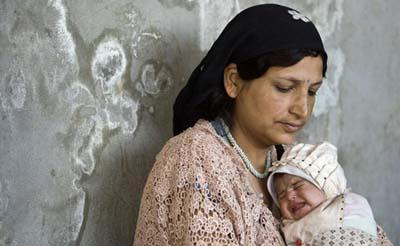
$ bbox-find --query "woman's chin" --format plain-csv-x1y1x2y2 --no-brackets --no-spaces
272,134,296,146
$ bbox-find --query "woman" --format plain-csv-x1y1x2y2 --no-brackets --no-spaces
134,4,392,245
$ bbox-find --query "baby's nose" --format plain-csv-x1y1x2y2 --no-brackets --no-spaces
286,189,296,200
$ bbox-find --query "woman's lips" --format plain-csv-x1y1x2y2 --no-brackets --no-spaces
279,122,305,133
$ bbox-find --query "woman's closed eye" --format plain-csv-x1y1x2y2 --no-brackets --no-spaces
308,82,322,96
308,89,318,96
273,80,295,93
275,86,294,93
276,86,319,96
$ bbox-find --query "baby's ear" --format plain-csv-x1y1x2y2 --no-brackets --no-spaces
223,63,243,98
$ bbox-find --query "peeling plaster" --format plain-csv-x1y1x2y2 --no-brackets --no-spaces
136,61,173,96
92,37,127,95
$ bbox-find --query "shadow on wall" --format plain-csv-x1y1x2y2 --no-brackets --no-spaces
79,113,165,245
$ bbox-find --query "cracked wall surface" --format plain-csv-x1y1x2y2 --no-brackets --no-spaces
0,0,399,245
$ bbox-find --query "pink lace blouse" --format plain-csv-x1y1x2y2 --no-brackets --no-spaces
134,120,284,245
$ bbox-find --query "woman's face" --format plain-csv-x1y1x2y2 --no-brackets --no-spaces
226,56,323,148
274,174,326,220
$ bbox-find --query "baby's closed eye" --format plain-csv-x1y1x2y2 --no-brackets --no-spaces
292,180,305,189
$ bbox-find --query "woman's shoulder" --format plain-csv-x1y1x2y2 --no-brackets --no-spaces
159,119,228,159
146,119,243,200
151,119,235,177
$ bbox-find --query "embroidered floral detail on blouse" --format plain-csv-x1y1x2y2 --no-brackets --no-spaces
288,10,310,23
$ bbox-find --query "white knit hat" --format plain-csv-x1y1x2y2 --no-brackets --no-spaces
267,142,347,207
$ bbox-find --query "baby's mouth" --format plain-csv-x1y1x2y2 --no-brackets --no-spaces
291,202,305,214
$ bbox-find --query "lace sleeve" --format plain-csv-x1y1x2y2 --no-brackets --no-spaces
134,136,243,245
377,225,393,246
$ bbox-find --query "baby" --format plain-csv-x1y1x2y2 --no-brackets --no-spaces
267,142,378,245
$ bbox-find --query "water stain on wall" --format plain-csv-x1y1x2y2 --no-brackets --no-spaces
199,0,240,51
64,34,139,181
92,37,127,96
50,0,78,64
313,48,345,117
1,64,27,112
39,1,87,244
136,61,173,97
128,22,175,114
43,2,176,242
58,2,175,243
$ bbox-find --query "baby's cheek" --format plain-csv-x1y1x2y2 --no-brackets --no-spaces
280,204,292,219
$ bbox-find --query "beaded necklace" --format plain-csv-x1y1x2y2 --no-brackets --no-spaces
221,120,271,179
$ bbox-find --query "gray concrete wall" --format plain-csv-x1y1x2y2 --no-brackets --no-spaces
0,0,398,245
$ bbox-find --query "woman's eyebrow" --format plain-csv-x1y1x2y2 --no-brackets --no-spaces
310,81,323,87
276,76,323,85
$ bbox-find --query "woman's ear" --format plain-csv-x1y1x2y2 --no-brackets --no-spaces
224,63,242,98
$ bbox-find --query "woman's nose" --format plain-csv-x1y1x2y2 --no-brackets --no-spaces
289,91,309,119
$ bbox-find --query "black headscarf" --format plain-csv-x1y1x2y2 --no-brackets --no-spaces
173,4,327,136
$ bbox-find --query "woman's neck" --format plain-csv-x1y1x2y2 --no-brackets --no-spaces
230,124,271,172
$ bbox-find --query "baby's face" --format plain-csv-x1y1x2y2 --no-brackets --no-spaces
274,174,326,220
